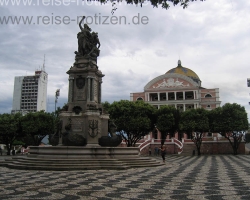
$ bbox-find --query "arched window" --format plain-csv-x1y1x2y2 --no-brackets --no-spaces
137,97,143,101
205,94,212,98
207,105,211,108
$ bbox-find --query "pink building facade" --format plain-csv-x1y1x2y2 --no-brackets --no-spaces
130,60,221,111
128,61,245,155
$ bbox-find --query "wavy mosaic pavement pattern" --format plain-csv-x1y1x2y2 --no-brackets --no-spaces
1,155,250,199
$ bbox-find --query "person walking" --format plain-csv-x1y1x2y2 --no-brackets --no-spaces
160,145,166,163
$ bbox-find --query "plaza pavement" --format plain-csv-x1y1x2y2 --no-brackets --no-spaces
1,154,250,200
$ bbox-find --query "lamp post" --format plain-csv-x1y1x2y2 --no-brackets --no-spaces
55,89,60,113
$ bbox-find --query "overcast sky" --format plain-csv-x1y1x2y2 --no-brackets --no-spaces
0,0,250,120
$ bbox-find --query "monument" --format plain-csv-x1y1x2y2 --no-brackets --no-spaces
58,16,109,147
1,17,163,170
51,16,122,147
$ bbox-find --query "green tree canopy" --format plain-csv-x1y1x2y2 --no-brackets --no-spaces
107,100,156,147
21,111,55,146
180,108,209,133
99,0,205,10
0,113,23,155
155,105,180,145
210,103,248,133
180,108,209,155
209,103,248,155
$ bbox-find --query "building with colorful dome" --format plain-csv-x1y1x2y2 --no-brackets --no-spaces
129,63,246,155
130,60,221,111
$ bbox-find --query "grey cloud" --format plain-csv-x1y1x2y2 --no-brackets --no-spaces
0,98,13,114
0,1,250,121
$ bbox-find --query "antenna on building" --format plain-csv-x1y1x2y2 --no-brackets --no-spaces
42,54,46,72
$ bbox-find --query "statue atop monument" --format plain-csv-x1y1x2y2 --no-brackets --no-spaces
50,16,121,148
75,16,100,61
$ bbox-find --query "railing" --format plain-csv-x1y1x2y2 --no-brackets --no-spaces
121,137,184,155
138,139,152,152
173,138,183,154
173,138,183,149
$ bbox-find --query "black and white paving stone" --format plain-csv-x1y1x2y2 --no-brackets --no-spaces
1,155,250,200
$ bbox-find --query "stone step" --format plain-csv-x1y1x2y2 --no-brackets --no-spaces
1,146,164,171
180,144,196,156
1,156,163,170
4,163,128,171
9,157,160,165
5,157,119,163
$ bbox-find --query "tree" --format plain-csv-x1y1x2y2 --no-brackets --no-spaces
155,105,180,145
102,101,111,114
180,108,209,155
209,103,248,155
102,0,205,12
21,111,55,146
0,113,23,155
107,100,156,147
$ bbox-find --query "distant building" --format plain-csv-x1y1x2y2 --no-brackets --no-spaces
12,70,48,114
129,62,246,155
130,60,221,111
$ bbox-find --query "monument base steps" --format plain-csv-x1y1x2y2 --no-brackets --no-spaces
1,146,163,170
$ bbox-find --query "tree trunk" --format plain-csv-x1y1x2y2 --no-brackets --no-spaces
233,137,238,155
6,144,11,155
161,132,167,146
233,145,238,155
127,140,132,147
226,135,240,155
197,146,201,156
192,132,203,156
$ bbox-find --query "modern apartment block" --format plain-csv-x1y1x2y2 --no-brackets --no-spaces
12,70,48,114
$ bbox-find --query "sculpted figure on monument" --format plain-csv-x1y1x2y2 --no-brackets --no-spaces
76,16,101,61
88,32,100,59
98,120,122,147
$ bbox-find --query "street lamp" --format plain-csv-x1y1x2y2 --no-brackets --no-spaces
55,89,60,113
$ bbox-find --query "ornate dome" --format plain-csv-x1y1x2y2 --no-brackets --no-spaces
166,60,201,83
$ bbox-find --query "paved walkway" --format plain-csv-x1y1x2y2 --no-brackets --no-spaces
1,155,250,200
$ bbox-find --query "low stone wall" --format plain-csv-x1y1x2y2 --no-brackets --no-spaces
140,141,245,155
141,143,178,155
28,146,140,158
200,141,245,154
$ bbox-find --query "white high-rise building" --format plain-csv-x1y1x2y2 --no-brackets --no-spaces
12,70,48,114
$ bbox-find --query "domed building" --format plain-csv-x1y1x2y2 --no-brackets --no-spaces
130,60,221,111
130,64,246,155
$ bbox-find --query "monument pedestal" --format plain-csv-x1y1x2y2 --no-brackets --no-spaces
59,57,109,146
0,146,163,170
59,110,109,146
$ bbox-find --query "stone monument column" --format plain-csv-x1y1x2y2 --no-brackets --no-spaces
87,76,95,102
98,81,102,103
59,16,109,147
68,75,74,103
